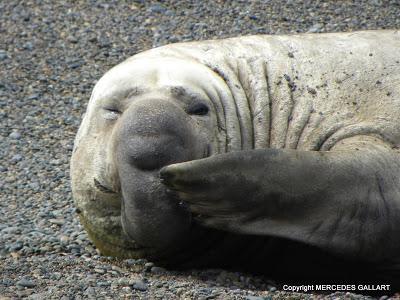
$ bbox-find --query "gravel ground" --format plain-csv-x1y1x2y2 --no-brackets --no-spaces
1,0,400,299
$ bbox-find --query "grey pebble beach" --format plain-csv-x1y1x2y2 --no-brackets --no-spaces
1,1,400,299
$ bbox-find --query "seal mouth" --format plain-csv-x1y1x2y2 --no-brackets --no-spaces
94,178,117,194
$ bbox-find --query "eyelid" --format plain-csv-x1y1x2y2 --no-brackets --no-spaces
103,106,122,113
102,106,122,121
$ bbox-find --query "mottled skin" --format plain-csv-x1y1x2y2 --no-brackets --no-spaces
71,30,400,284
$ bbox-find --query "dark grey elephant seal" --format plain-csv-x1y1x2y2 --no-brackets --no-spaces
71,30,400,285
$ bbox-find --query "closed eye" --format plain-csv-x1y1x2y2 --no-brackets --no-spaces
104,106,121,113
103,107,121,120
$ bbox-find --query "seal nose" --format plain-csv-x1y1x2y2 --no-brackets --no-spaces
116,99,198,171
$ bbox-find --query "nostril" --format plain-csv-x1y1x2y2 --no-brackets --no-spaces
126,135,188,171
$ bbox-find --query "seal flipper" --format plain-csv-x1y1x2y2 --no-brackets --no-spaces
160,136,400,264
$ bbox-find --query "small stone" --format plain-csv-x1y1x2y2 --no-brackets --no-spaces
59,235,70,243
9,242,23,251
94,268,106,274
117,278,130,286
23,42,33,50
10,154,23,163
267,284,277,292
97,281,111,286
121,286,131,293
29,182,40,191
27,94,39,100
0,50,7,60
17,279,37,288
148,4,167,13
1,226,21,234
308,23,324,33
50,159,62,166
132,279,148,291
8,131,21,140
150,266,166,274
144,262,154,271
68,61,84,69
49,219,65,226
124,259,137,266
10,252,21,258
67,36,78,43
111,265,124,273
84,287,96,296
245,296,265,300
98,38,111,48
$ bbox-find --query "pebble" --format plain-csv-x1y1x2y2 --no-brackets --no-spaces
131,280,148,291
9,242,23,252
246,296,267,300
10,154,23,163
0,50,8,60
48,219,65,226
94,268,106,274
16,279,37,288
308,22,324,33
9,131,21,139
150,266,166,274
124,259,137,266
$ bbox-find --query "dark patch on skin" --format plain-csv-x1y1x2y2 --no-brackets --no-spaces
307,86,317,95
283,74,296,92
169,86,187,97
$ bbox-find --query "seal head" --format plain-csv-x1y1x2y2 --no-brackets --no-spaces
71,57,227,259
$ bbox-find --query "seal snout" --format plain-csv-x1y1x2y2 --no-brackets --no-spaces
117,98,202,172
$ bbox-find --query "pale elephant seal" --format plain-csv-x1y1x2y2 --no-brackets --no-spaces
71,30,400,284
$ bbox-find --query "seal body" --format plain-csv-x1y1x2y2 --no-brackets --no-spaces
71,30,400,283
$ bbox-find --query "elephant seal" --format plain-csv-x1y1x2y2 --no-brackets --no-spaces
71,30,400,284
